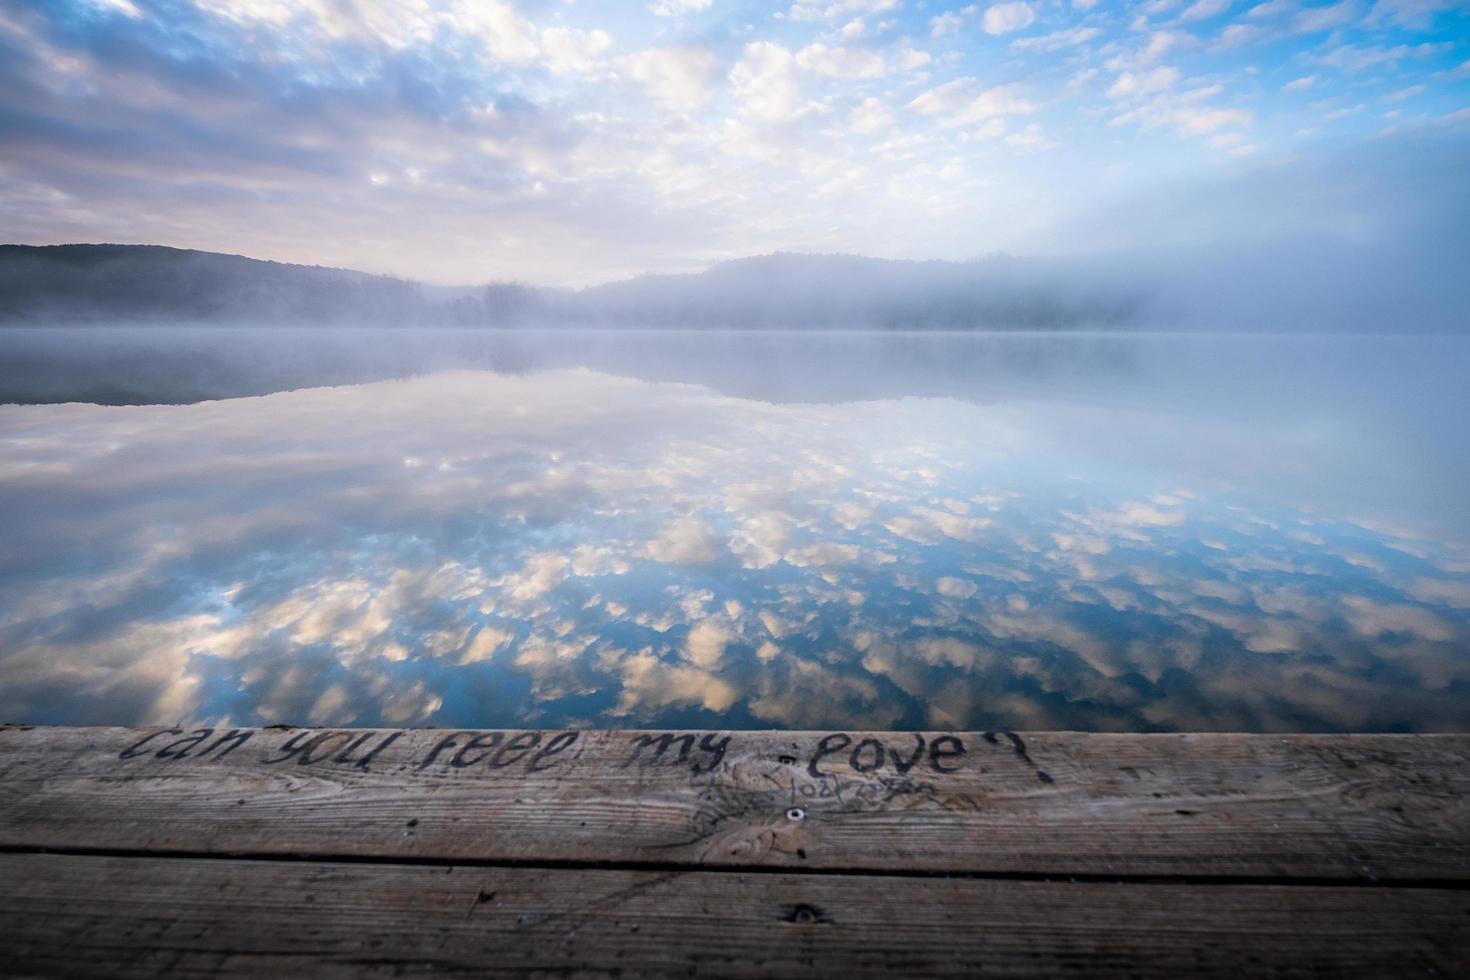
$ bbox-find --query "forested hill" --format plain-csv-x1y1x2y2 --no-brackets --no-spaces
559,253,1148,330
0,245,429,325
0,244,1150,329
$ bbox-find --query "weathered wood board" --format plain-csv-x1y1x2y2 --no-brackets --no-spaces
3,726,1468,879
2,854,1467,979
2,726,1468,977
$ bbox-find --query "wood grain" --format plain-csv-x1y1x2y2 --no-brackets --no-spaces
2,853,1466,979
3,726,1467,880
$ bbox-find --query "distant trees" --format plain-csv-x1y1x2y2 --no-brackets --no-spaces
0,245,427,325
0,245,1152,330
556,253,1150,330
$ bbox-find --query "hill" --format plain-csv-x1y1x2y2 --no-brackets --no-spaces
0,244,1149,329
0,244,429,325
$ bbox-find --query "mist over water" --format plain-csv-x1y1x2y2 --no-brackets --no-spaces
1,328,1467,731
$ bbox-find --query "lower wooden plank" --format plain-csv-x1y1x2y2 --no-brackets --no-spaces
0,853,1465,978
3,727,1469,880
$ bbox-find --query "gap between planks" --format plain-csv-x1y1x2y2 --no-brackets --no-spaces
4,842,1470,892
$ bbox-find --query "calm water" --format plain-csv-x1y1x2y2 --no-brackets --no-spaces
1,329,1468,731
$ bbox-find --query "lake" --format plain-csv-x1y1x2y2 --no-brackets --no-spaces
1,329,1467,731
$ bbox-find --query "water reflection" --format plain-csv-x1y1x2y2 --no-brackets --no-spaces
1,362,1467,732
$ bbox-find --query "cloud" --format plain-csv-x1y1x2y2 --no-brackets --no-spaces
746,654,885,728
729,511,791,569
1382,83,1427,102
1208,132,1259,155
613,649,737,715
307,683,352,725
1247,0,1294,17
1139,0,1186,16
1107,67,1181,99
1317,42,1451,72
500,553,570,603
849,96,896,134
896,45,933,71
1366,0,1460,29
1342,596,1457,642
1138,30,1190,65
443,2,543,64
882,505,992,544
1323,102,1366,120
1282,74,1317,92
1011,27,1103,53
649,0,712,16
1215,23,1262,46
983,2,1036,35
1115,501,1188,528
623,45,718,110
730,41,803,121
783,541,862,567
908,78,1036,126
540,26,613,75
90,0,141,16
1180,0,1233,21
795,43,887,79
569,545,631,577
935,576,978,598
1407,578,1470,609
647,517,725,564
1175,106,1253,133
1292,0,1360,33
787,0,898,21
1106,69,1253,141
931,11,965,38
460,625,514,664
684,620,732,668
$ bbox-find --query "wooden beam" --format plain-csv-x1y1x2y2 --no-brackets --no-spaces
3,726,1467,880
2,853,1466,979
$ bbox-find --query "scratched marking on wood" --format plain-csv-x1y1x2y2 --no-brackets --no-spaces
1,726,1468,976
2,726,1467,878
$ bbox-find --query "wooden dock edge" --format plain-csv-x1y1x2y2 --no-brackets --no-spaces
2,726,1468,976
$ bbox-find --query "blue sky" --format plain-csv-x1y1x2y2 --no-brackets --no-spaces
1,0,1467,283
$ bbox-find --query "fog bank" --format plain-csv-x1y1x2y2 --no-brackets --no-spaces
4,134,1467,333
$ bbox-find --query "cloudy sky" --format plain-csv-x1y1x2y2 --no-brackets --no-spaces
1,0,1467,284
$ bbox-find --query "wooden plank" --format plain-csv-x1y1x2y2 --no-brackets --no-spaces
2,853,1466,979
3,726,1467,880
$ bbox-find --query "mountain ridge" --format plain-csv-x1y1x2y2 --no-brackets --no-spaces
0,244,1148,330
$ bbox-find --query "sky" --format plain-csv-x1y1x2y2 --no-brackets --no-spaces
0,0,1467,285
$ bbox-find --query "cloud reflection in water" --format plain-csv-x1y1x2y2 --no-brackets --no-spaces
1,368,1467,732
